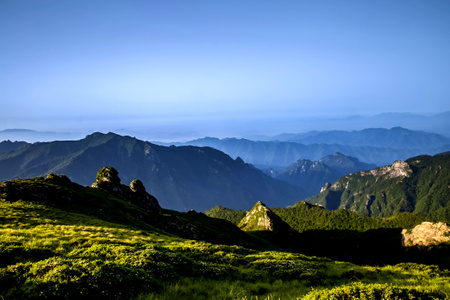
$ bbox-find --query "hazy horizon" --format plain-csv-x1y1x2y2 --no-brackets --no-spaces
1,1,449,139
1,111,449,143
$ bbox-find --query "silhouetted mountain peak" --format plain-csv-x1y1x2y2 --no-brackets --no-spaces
319,152,370,170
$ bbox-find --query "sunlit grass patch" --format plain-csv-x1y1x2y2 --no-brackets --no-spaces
1,184,450,299
0,222,170,254
301,282,449,300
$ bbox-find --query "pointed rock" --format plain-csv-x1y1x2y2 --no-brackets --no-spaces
238,201,290,232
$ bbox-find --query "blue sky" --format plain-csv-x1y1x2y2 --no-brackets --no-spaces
1,0,449,137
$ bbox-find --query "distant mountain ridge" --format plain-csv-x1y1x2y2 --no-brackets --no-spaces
0,129,86,143
246,112,450,138
271,127,450,148
318,152,376,174
0,132,308,211
276,159,336,195
2,112,449,143
275,153,376,195
185,127,449,167
3,126,448,168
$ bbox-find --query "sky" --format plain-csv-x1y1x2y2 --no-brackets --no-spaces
1,0,450,139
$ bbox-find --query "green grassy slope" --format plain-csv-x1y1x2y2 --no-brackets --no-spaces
1,173,450,299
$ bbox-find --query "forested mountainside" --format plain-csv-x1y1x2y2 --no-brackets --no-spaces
205,200,449,266
0,132,307,211
185,127,449,168
308,152,450,221
275,152,376,195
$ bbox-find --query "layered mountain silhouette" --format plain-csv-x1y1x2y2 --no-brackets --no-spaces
271,127,450,148
0,132,308,211
185,127,450,167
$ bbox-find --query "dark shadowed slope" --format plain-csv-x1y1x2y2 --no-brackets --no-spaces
0,140,28,154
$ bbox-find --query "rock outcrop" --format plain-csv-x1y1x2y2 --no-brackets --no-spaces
238,201,291,232
361,160,412,179
402,222,450,247
91,167,161,212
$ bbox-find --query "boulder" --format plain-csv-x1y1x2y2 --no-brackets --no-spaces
92,167,161,212
402,222,450,247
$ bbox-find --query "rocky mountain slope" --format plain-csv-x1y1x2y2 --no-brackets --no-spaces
309,152,450,221
0,132,307,211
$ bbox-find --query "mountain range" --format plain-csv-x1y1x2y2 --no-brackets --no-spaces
2,112,449,143
0,132,307,211
1,125,450,298
1,127,448,211
184,127,449,168
270,127,450,148
184,143,448,171
2,127,448,169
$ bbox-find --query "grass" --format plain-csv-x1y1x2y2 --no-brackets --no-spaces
1,182,450,299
